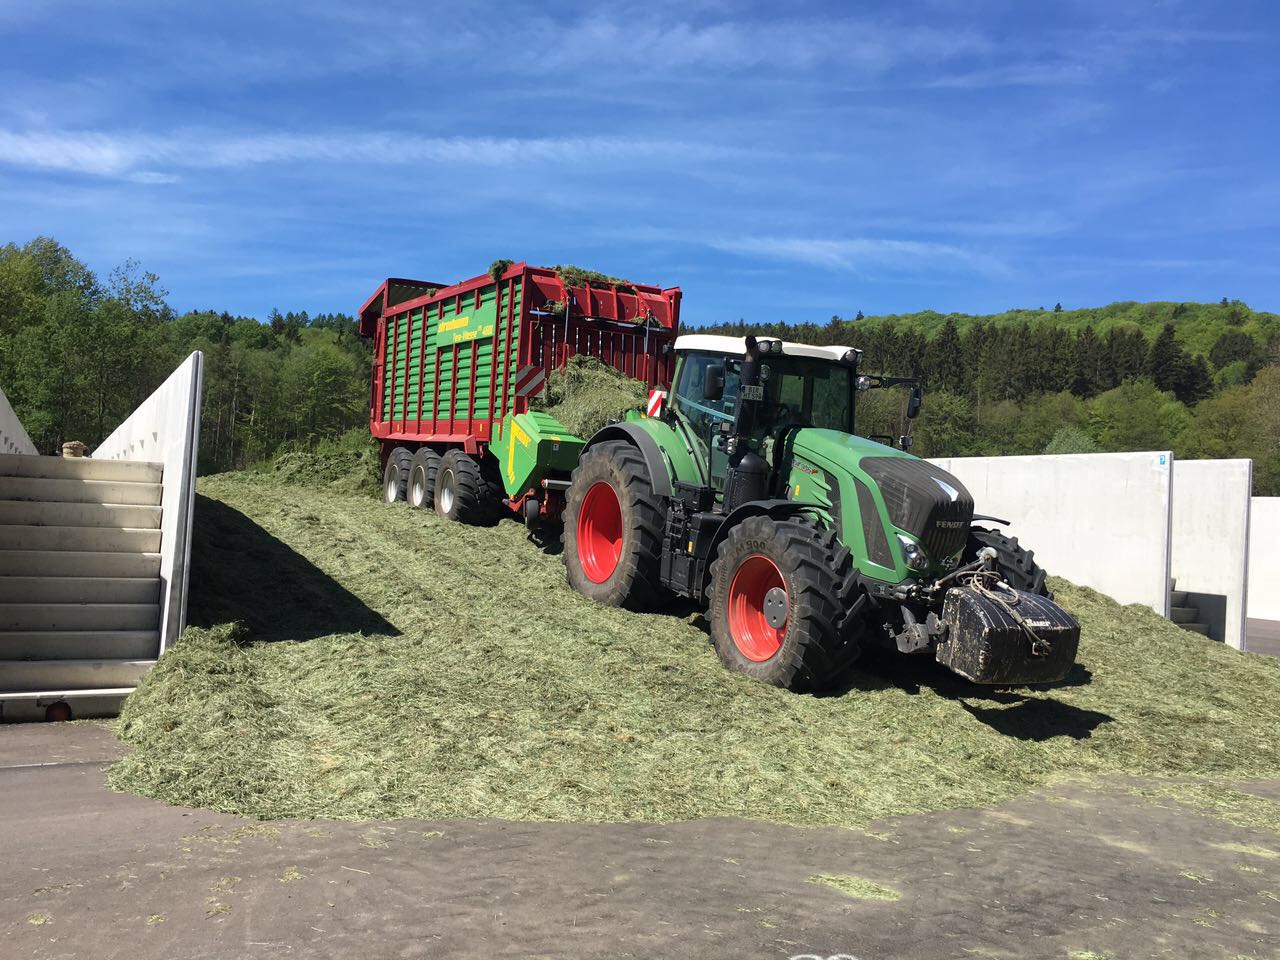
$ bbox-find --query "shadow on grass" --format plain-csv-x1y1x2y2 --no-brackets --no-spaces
187,495,399,642
842,647,1110,740
958,698,1111,741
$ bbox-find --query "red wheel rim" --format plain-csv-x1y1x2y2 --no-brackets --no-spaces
727,555,788,661
577,481,624,583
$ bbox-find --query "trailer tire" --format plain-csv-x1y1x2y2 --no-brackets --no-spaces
968,526,1051,598
709,516,860,693
563,440,665,610
435,450,495,524
408,449,441,510
383,446,412,504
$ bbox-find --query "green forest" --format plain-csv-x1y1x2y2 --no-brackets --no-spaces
2,238,1278,494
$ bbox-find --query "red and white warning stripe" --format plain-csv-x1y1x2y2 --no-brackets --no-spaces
646,389,666,418
514,364,547,397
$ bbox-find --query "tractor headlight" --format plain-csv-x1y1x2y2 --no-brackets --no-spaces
895,533,929,572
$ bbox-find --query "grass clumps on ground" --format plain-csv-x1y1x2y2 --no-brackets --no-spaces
806,874,901,901
110,474,1280,826
533,355,649,438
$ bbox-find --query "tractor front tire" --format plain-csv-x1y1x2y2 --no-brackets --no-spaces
563,440,665,610
968,526,1051,598
408,449,441,509
434,450,495,524
709,516,859,692
383,446,412,503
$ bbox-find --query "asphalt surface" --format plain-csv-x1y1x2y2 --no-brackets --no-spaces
2,723,1278,960
1248,619,1280,659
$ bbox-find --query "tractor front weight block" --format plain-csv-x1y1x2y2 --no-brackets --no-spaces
934,586,1080,685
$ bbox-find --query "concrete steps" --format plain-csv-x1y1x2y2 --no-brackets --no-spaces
0,453,161,483
0,500,161,529
0,550,161,578
0,524,161,553
0,602,160,632
0,453,164,718
0,476,162,506
2,659,156,692
0,576,160,604
0,630,160,660
1168,579,1210,637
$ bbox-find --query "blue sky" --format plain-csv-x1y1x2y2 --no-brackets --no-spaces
1,0,1277,326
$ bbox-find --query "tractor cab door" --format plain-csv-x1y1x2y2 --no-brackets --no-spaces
671,352,740,494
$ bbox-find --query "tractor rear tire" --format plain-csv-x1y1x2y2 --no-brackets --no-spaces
968,526,1051,598
408,449,441,510
563,440,665,610
434,450,495,524
709,516,860,693
383,446,412,504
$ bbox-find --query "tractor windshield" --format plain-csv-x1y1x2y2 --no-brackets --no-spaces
756,356,853,435
672,352,853,471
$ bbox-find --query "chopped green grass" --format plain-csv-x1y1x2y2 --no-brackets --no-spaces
806,874,901,901
109,473,1280,826
533,355,649,439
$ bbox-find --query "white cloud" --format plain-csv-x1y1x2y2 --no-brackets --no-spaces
518,14,991,73
709,235,1009,277
0,128,727,179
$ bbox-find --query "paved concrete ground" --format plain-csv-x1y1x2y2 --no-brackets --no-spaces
2,724,1278,960
1248,619,1280,659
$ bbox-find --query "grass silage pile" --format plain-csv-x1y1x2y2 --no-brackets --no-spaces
111,472,1280,828
534,355,649,438
265,428,381,496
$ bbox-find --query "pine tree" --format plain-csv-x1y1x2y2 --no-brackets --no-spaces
923,318,964,394
1148,323,1185,394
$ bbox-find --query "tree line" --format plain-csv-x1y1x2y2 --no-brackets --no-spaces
0,238,370,474
2,237,1277,494
702,305,1280,494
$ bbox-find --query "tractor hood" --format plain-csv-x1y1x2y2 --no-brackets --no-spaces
786,429,976,582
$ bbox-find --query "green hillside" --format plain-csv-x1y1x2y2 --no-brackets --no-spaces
856,300,1280,359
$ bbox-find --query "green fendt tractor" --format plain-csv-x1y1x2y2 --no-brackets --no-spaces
563,334,1079,691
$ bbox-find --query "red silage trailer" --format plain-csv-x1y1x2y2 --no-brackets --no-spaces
358,262,681,521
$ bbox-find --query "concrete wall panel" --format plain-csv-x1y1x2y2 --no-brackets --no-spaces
94,352,204,652
929,451,1173,614
1170,459,1252,650
1249,498,1280,623
0,386,36,455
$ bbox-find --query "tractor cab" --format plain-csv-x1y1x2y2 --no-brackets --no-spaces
667,334,918,495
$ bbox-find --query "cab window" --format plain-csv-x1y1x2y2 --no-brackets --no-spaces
673,353,739,445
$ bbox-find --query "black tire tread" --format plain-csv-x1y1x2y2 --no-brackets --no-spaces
435,449,496,524
383,446,412,503
408,448,440,509
708,516,861,692
563,440,666,610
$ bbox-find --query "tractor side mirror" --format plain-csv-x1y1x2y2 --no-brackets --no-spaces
906,384,923,419
703,365,725,402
